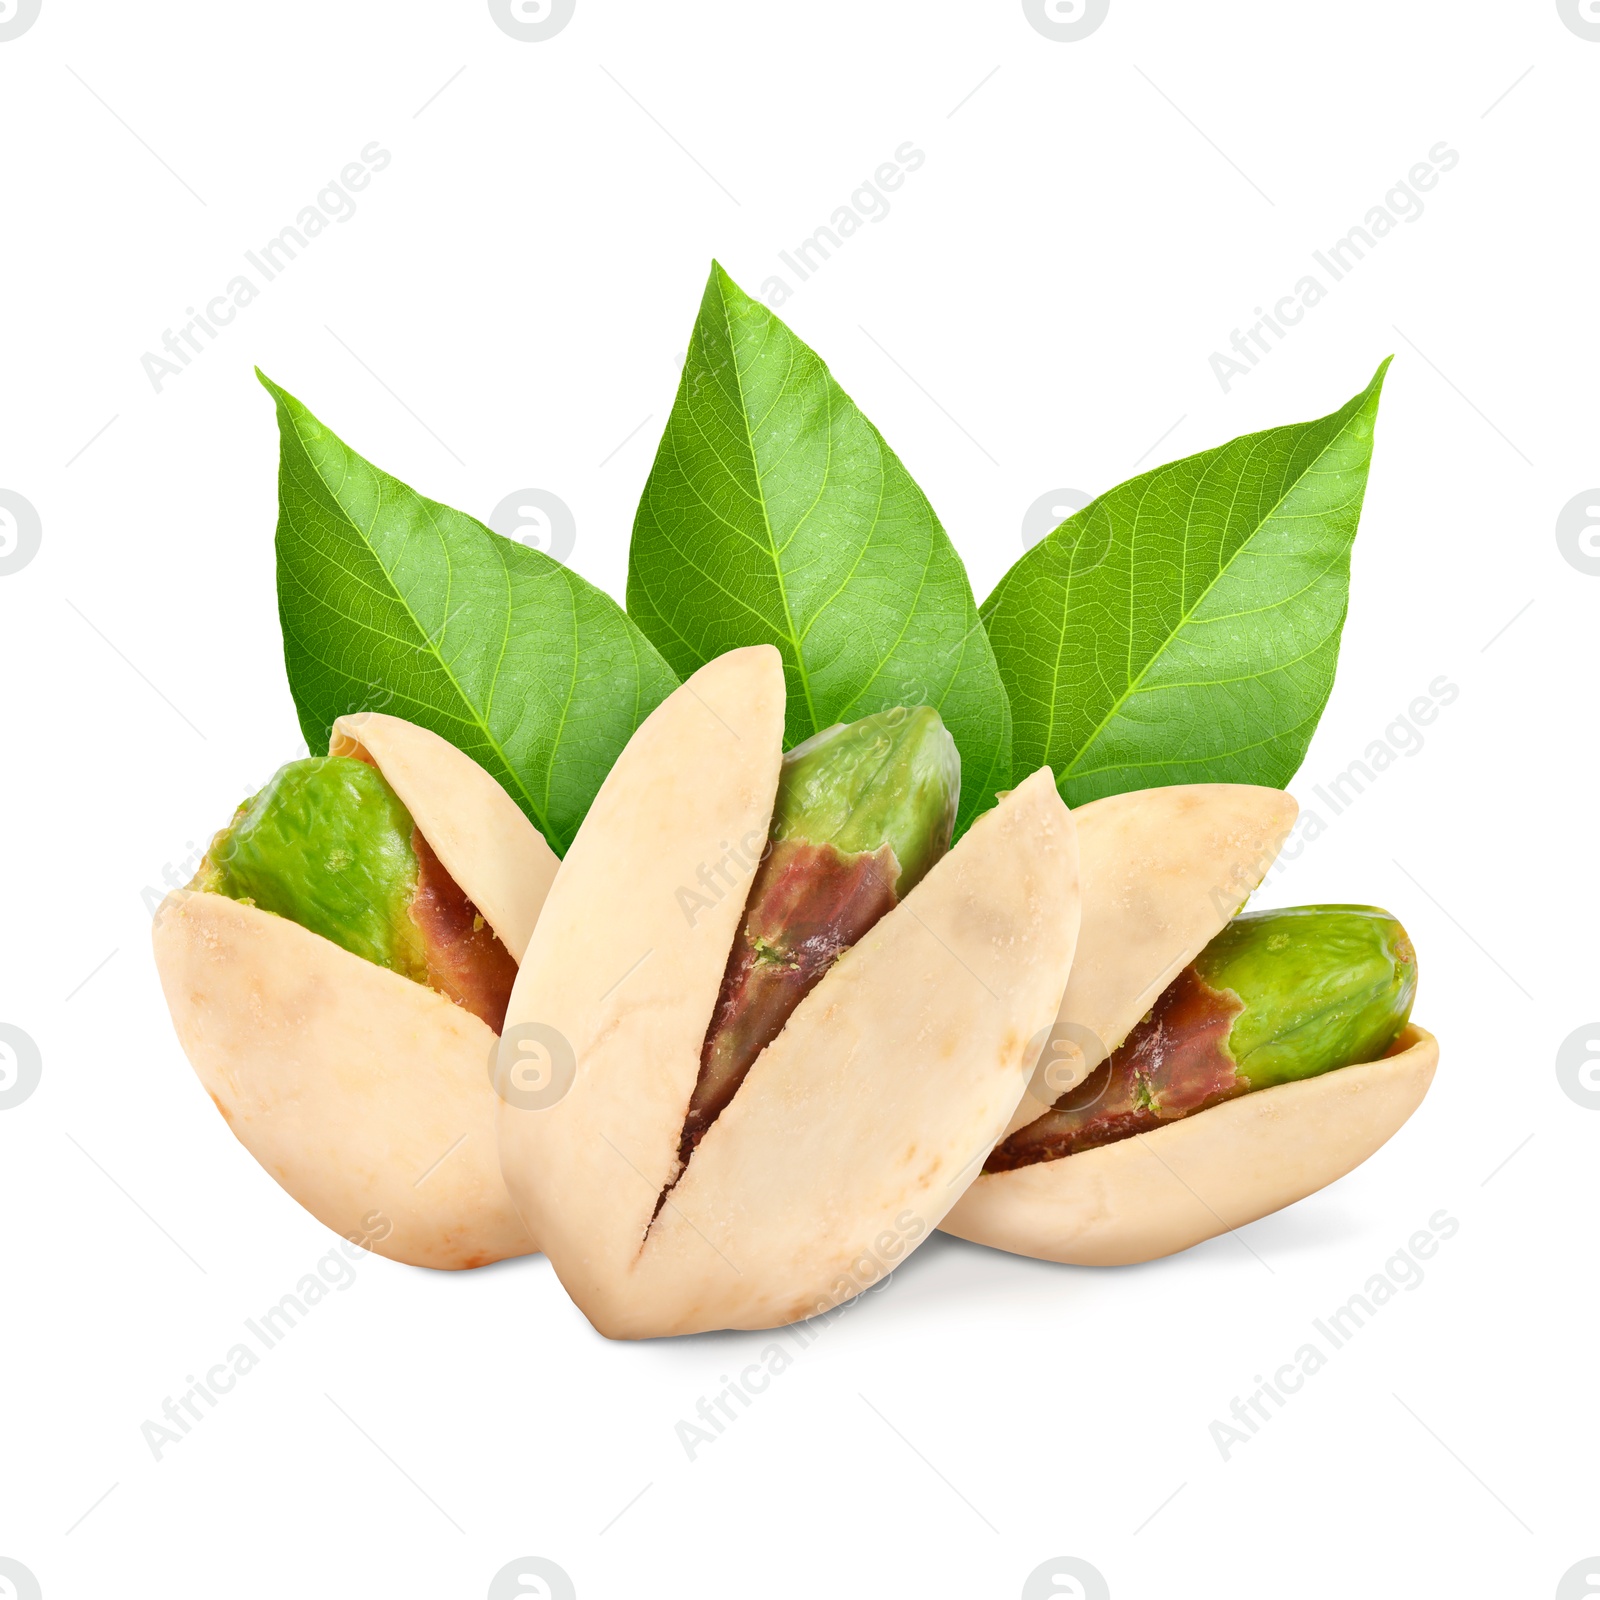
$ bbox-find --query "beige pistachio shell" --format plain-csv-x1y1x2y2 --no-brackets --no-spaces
155,894,533,1268
496,647,1082,1338
330,712,558,960
941,1027,1437,1265
153,716,555,1269
998,783,1297,1139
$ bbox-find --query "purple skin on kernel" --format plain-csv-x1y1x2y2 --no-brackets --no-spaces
408,828,520,1035
679,837,899,1164
984,968,1246,1173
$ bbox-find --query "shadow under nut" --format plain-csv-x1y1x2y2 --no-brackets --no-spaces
940,1026,1438,1266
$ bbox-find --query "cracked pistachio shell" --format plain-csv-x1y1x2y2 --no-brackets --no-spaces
997,784,1299,1140
153,714,558,1269
941,783,1438,1263
495,647,1082,1338
942,1028,1437,1265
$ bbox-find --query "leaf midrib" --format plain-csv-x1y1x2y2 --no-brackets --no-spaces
715,272,821,734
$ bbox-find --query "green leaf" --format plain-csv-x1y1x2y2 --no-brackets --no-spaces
626,263,1011,834
981,361,1389,808
262,373,678,855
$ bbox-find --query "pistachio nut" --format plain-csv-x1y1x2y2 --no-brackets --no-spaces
987,905,1419,1167
496,646,1082,1338
941,785,1437,1264
153,712,558,1269
684,704,961,1160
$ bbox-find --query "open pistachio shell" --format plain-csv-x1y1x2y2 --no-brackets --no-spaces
941,1026,1437,1265
328,712,556,961
997,784,1298,1140
942,781,1437,1263
153,715,558,1270
495,646,1082,1338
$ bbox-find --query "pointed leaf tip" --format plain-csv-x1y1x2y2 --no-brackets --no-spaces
629,257,1013,835
268,392,678,853
983,373,1389,808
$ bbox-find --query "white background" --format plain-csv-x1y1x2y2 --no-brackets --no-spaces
2,2,1594,1596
